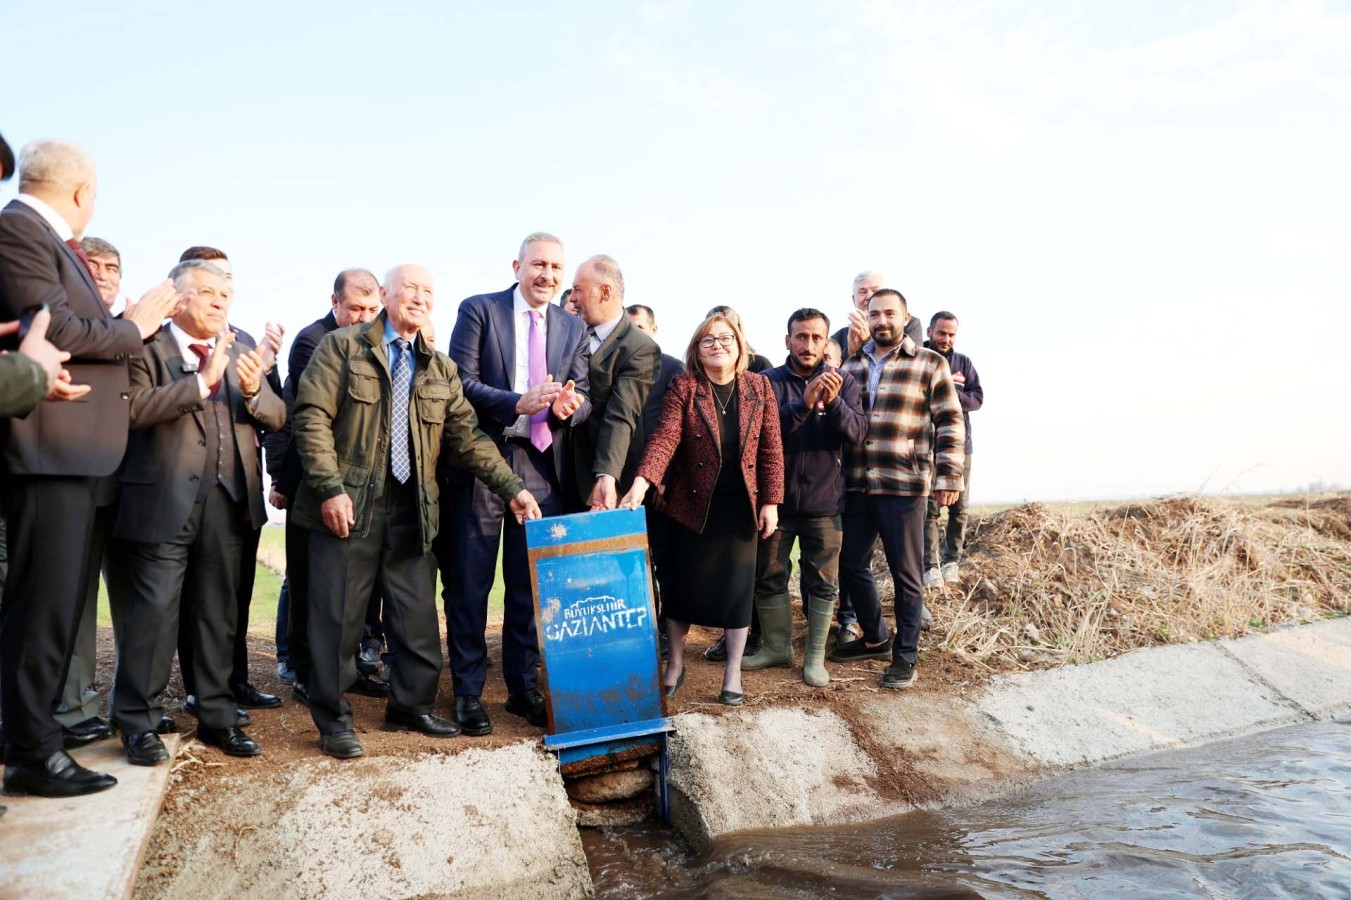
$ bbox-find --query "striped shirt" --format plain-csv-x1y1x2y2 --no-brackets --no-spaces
841,335,965,497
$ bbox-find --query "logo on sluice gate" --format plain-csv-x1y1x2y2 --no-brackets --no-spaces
543,594,648,642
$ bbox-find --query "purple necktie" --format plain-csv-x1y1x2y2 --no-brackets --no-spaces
528,309,552,452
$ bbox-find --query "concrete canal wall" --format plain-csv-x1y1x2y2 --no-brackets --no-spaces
124,617,1350,898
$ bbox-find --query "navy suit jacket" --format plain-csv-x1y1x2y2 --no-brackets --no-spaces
447,285,591,498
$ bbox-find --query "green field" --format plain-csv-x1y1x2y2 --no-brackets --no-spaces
96,525,507,638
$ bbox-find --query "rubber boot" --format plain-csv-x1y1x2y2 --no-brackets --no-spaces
802,596,833,687
740,593,794,670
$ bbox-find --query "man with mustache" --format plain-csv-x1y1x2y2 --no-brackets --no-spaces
440,233,590,735
830,289,964,690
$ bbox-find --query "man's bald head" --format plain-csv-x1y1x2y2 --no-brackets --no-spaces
18,139,98,235
382,264,435,338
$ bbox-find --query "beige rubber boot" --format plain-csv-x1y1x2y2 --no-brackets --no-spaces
802,596,834,687
740,593,794,670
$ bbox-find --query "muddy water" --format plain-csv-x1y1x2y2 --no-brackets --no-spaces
582,719,1351,898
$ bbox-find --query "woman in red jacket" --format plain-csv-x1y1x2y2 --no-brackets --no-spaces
620,311,784,704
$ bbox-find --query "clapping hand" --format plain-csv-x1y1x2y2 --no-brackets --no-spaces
236,348,266,397
123,280,180,339
201,332,236,394
258,321,285,373
847,310,869,356
550,379,583,419
803,370,843,411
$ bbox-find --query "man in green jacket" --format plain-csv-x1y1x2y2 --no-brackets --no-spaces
293,263,541,759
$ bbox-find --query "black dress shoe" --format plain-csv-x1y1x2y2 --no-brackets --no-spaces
291,681,311,708
505,690,548,728
183,696,252,727
346,674,391,698
318,731,364,759
123,731,170,767
718,690,745,706
663,668,686,699
384,707,461,737
3,750,117,797
454,696,493,736
196,725,263,757
232,682,283,709
61,716,115,749
155,715,179,735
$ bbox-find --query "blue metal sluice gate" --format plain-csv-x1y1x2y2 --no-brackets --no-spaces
525,508,674,820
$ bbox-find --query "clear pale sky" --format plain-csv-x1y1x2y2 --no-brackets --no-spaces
6,1,1348,503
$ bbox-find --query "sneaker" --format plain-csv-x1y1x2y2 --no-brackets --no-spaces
827,635,893,662
923,567,942,589
277,660,296,685
881,661,917,689
838,621,863,643
357,643,383,676
941,562,960,583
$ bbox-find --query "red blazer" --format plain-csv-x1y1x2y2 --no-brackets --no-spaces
636,371,784,535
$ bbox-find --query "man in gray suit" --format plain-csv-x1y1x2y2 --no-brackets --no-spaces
110,260,285,765
569,256,659,510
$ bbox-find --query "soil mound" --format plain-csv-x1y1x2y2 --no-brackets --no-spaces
927,494,1351,671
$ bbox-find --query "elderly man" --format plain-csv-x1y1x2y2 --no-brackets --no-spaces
570,256,659,510
264,269,383,695
830,289,964,690
294,264,540,759
440,233,589,736
111,259,285,764
0,140,177,797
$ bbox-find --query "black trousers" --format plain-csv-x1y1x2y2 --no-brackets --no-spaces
439,442,563,699
838,492,927,665
283,517,312,683
117,485,246,732
756,514,842,611
178,521,261,698
306,478,441,735
0,476,100,764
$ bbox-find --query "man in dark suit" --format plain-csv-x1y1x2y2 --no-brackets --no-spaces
625,303,685,655
173,246,285,721
293,264,540,759
440,232,591,735
111,260,286,764
0,139,177,797
263,269,382,699
570,256,659,510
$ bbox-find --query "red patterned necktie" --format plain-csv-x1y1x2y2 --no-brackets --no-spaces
189,343,220,398
65,238,94,276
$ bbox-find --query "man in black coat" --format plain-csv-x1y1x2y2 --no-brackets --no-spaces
569,256,659,510
0,139,177,796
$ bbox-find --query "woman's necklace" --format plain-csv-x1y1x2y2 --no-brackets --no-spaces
711,380,734,415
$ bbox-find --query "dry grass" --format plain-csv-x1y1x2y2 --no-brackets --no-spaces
920,494,1351,672
254,542,286,578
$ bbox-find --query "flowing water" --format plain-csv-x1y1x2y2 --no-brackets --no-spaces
582,719,1351,898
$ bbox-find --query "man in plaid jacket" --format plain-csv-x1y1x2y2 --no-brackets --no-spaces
828,289,965,689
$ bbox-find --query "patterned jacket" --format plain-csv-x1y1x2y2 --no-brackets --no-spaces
841,335,965,497
636,371,785,535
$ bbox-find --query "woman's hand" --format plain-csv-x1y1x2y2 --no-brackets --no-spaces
619,476,650,510
757,504,778,539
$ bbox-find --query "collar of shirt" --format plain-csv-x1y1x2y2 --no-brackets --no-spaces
589,313,623,351
15,193,74,242
171,321,215,361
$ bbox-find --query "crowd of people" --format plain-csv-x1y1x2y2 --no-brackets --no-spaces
0,135,984,802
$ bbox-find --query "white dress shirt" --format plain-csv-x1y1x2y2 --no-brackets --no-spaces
171,322,216,399
588,313,622,354
507,285,549,438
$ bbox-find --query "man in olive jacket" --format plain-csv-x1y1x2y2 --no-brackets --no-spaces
292,264,540,759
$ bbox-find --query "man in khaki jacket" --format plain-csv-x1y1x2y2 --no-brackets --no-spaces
292,264,540,759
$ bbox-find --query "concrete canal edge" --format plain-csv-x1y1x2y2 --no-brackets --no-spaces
128,617,1349,898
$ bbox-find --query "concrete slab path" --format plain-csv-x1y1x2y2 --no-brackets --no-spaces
0,735,179,900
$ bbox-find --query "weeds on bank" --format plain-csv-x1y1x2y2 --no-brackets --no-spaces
916,494,1351,672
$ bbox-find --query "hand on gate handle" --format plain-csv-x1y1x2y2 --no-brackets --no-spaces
322,493,355,538
934,490,959,508
589,474,617,511
618,476,649,510
510,489,542,523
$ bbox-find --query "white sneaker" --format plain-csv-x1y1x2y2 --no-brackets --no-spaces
923,567,942,589
941,562,960,583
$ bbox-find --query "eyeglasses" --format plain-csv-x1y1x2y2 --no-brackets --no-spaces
698,333,737,350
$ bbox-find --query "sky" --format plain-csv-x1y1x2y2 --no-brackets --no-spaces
5,0,1349,504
